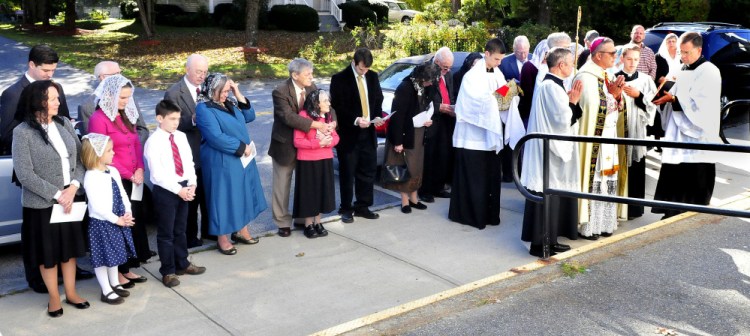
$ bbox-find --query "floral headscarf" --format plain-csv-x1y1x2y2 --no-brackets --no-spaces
93,74,139,124
198,73,236,106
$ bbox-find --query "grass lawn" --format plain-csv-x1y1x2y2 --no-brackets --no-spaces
0,19,395,89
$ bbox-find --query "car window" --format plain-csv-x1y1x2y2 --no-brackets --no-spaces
398,3,407,10
388,3,399,10
380,63,416,91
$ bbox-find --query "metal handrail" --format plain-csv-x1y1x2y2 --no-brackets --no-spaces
512,133,750,259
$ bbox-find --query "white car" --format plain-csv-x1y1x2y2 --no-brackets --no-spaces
0,155,22,246
382,0,420,24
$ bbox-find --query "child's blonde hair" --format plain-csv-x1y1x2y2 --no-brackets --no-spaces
81,137,111,170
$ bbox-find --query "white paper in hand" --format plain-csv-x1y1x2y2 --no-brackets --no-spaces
372,112,394,124
50,202,87,223
412,104,434,128
241,141,257,168
131,182,144,201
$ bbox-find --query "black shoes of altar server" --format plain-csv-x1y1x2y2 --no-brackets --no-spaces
529,243,571,258
339,208,380,223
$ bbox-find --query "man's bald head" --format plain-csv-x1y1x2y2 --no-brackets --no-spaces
185,54,209,86
94,61,121,81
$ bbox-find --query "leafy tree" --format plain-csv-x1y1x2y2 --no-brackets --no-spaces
134,0,156,38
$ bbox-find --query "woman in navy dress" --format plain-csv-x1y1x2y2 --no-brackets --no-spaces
196,73,267,255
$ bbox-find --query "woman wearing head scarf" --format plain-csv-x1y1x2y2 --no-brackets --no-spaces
196,73,267,255
13,80,89,317
655,33,681,84
88,74,151,286
384,63,440,213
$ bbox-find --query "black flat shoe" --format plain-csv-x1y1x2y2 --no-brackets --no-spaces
100,291,124,305
354,209,380,219
277,228,292,237
578,233,599,241
64,299,90,309
600,232,613,237
303,225,318,239
47,305,63,318
217,243,237,255
409,201,427,210
110,284,130,297
231,232,259,245
120,280,135,289
401,205,411,214
551,243,571,252
124,274,148,283
313,223,328,237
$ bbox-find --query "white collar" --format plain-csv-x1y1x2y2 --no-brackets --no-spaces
24,72,36,84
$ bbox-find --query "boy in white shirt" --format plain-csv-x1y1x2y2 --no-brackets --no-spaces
144,100,206,287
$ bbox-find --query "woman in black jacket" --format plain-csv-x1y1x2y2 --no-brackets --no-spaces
383,63,441,213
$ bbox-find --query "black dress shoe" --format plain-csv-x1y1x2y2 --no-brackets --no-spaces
313,223,328,237
187,238,204,248
578,233,599,241
120,280,135,289
124,274,148,283
303,225,318,239
110,284,130,297
75,267,95,280
354,209,379,219
100,291,124,305
64,299,90,309
600,232,613,237
278,228,292,237
434,190,451,198
340,212,354,223
47,305,63,318
217,243,237,255
409,201,427,210
29,281,48,294
551,243,571,252
401,205,412,214
231,232,259,245
419,194,435,203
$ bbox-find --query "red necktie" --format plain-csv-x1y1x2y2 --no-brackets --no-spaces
438,76,450,105
195,87,200,103
299,90,306,111
170,134,184,177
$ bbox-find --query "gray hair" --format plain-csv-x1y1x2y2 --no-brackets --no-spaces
434,47,453,63
186,53,208,69
93,61,119,79
288,58,313,76
513,35,530,49
546,47,573,68
547,32,571,48
584,30,599,43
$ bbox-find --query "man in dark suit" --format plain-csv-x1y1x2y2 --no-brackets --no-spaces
0,45,71,155
498,35,530,182
419,47,456,203
164,54,215,247
0,44,93,293
499,35,530,82
330,48,384,223
270,58,333,237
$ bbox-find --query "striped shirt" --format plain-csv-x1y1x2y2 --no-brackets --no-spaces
636,43,657,80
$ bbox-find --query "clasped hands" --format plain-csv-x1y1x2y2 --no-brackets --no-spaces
606,75,626,100
178,185,196,202
57,185,78,214
116,212,135,227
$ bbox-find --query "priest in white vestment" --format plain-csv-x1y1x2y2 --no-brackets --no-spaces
573,37,627,239
652,32,721,219
520,47,583,258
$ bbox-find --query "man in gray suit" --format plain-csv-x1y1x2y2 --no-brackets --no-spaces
269,58,333,237
1,45,71,155
164,54,213,247
77,61,150,146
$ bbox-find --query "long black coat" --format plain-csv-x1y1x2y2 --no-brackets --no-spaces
387,78,438,149
330,66,383,154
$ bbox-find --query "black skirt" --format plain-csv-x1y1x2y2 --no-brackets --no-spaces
120,179,152,265
652,162,715,218
448,148,501,229
293,159,336,218
22,200,87,269
521,191,579,245
627,159,646,218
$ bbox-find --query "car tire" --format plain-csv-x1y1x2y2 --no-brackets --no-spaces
402,16,411,24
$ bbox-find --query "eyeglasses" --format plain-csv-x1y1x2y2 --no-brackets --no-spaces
598,50,617,56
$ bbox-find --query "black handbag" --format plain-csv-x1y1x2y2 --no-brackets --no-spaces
381,150,410,184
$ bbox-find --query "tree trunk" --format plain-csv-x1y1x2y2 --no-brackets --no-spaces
538,0,551,26
134,0,156,39
64,0,76,30
41,0,50,27
451,0,461,14
244,0,260,62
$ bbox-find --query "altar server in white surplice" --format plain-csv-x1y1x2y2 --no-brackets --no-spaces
520,47,583,258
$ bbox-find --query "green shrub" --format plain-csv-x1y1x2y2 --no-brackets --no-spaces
413,0,452,24
339,1,376,28
366,1,389,24
120,1,139,19
54,11,65,23
299,36,338,63
500,21,558,52
156,5,213,27
383,21,490,57
350,21,383,49
88,9,109,21
76,20,104,30
269,4,319,32
456,0,507,25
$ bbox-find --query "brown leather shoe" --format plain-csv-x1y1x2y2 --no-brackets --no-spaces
162,274,180,288
176,263,206,276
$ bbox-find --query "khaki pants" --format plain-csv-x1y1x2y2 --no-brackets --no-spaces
272,159,295,228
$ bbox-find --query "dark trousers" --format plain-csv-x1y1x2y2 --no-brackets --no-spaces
119,179,151,274
499,143,514,181
185,169,212,240
153,184,190,277
338,131,377,213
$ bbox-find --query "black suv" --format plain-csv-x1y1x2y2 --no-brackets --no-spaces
644,22,750,103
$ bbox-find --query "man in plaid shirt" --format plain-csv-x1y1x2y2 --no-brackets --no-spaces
630,25,657,80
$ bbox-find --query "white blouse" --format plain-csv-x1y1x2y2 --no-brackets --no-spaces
83,166,131,223
45,122,71,185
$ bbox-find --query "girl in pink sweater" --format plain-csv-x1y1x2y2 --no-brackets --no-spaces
293,89,339,238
